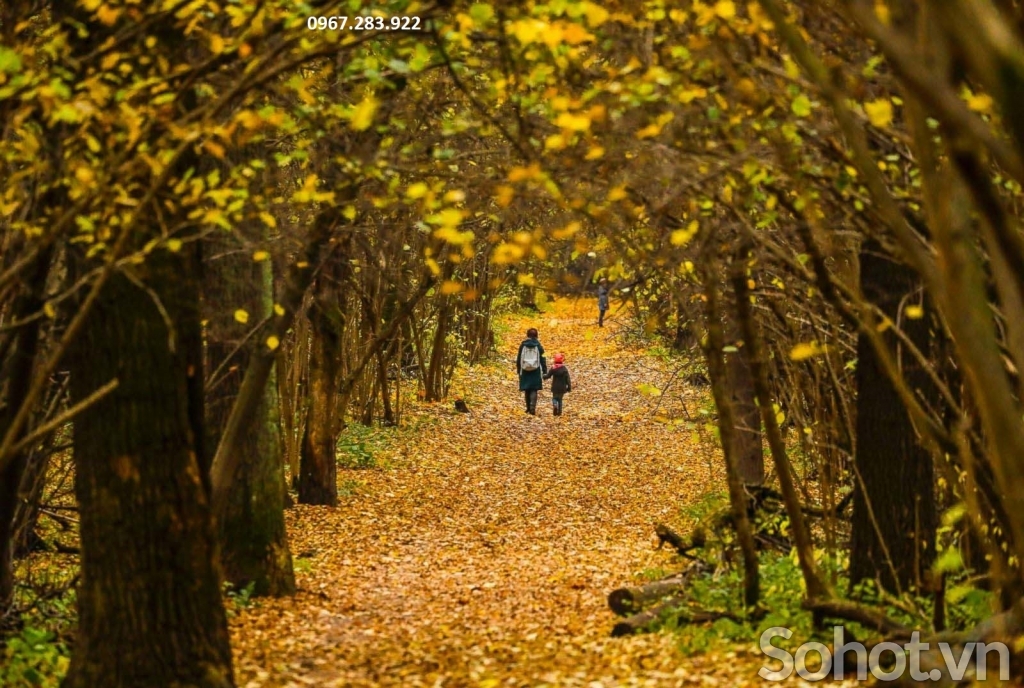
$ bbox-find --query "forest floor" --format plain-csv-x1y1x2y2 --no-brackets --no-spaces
231,298,773,687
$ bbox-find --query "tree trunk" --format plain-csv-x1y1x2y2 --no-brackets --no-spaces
204,239,295,597
298,277,342,506
723,305,764,486
849,240,937,594
425,301,451,402
0,245,51,622
63,247,234,688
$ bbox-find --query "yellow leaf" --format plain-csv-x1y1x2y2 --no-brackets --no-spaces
545,134,567,150
905,304,924,319
582,2,610,26
406,182,429,199
234,309,249,324
714,0,737,19
425,258,441,276
552,221,581,240
97,4,120,25
864,99,894,128
435,208,463,228
670,220,700,247
274,304,285,316
607,186,628,201
517,273,536,286
678,86,708,103
350,96,379,131
967,92,994,114
508,164,541,182
444,189,466,203
43,302,56,318
266,335,280,351
509,18,546,44
491,242,526,265
495,185,515,207
585,145,605,160
166,238,182,252
440,280,464,294
790,341,824,361
555,112,591,132
343,205,357,221
253,250,270,262
259,211,277,228
561,23,594,45
874,0,891,25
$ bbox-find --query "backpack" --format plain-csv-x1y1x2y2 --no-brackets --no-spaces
521,344,540,372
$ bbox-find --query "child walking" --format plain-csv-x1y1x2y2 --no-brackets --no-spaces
543,353,572,416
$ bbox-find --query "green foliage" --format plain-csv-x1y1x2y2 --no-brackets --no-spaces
338,479,364,498
0,626,70,688
223,581,257,617
336,424,397,469
669,551,996,656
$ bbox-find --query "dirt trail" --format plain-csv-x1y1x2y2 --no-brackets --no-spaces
233,298,731,687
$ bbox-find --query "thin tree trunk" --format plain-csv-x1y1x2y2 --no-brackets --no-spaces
699,249,760,608
733,256,828,601
0,246,51,621
205,237,295,596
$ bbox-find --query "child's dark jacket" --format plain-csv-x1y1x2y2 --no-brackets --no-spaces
544,365,572,397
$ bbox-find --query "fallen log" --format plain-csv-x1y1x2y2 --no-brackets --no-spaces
609,577,688,616
612,598,746,637
608,560,712,616
654,523,706,556
611,594,688,637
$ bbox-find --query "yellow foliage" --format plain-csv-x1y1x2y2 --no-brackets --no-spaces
714,1,737,19
790,341,826,361
495,185,515,207
406,182,429,199
864,98,893,128
350,95,379,131
440,280,465,294
545,134,567,150
555,112,591,132
491,242,526,265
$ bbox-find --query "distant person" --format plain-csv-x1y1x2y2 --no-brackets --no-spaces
516,327,547,415
543,353,572,416
597,278,609,327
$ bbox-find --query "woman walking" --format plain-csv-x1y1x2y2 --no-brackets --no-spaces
597,278,609,327
516,327,547,415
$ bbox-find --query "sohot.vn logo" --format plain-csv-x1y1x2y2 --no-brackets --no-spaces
758,626,1009,682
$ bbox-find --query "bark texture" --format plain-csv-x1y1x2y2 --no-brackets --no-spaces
63,247,234,688
849,240,936,593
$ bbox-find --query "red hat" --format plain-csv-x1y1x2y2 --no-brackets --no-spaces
554,353,565,363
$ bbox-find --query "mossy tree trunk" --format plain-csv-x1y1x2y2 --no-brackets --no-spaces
204,236,295,597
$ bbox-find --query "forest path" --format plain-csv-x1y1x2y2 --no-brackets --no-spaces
233,298,730,687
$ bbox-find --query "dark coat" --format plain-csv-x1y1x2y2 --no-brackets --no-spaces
597,284,609,311
544,365,572,397
516,339,547,391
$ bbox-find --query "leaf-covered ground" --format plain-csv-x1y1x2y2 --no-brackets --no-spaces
232,298,771,687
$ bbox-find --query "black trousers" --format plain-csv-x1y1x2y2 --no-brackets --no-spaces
524,390,538,413
599,307,607,326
